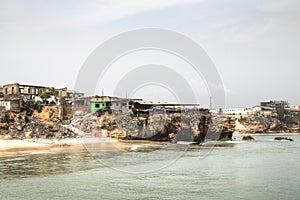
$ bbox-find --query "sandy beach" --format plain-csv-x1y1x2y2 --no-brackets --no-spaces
0,138,85,154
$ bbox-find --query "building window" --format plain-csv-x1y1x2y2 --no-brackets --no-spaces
28,88,31,93
20,88,24,93
5,88,7,94
35,89,38,95
12,87,14,94
95,103,100,108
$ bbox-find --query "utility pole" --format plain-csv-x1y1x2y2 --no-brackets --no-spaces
209,96,213,110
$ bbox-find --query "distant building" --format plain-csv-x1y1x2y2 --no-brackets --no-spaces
55,88,84,99
3,82,84,103
1,83,84,115
131,101,201,115
89,96,142,113
3,83,55,101
252,105,274,116
223,107,252,115
260,100,290,111
290,106,300,112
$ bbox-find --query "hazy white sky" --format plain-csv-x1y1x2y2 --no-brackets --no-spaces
0,0,299,107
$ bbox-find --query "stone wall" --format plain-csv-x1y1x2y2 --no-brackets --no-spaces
63,104,73,120
0,99,21,112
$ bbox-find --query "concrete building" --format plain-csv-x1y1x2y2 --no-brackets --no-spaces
55,88,84,99
260,100,290,111
131,101,201,115
3,83,55,101
290,106,300,112
1,83,85,115
222,107,252,115
252,106,274,116
90,96,133,113
3,83,84,100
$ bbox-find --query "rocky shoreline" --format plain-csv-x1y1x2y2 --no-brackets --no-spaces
0,107,77,140
1,105,299,144
234,114,300,134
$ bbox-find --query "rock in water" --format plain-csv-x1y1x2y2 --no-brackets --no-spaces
274,137,293,141
242,135,255,141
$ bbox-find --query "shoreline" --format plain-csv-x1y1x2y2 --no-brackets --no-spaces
0,138,165,155
233,132,300,136
0,138,85,155
0,133,299,155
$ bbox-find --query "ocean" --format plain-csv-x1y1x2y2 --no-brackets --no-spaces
0,134,300,200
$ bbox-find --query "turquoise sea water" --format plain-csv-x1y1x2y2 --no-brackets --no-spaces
0,134,300,200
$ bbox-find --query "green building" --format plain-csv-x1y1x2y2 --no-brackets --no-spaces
91,101,107,113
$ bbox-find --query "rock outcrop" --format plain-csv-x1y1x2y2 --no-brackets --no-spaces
242,135,255,141
0,107,77,140
234,114,300,134
72,108,235,143
274,137,293,141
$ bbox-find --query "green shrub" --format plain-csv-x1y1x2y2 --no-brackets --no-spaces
23,100,43,113
35,104,43,113
40,91,54,101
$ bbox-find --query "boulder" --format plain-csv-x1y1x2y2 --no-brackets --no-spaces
242,135,255,141
274,137,293,141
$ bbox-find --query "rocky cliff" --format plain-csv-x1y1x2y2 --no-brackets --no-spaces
234,112,300,134
0,106,77,140
72,109,235,142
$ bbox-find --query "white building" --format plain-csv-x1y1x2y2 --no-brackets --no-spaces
223,107,252,115
252,105,274,116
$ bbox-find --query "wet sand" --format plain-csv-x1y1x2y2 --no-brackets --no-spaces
0,139,85,154
0,138,173,155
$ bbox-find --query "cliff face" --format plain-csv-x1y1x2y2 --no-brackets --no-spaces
235,113,300,134
6,105,299,142
0,106,77,140
73,109,235,142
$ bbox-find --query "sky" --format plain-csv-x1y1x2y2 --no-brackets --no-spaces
0,0,299,108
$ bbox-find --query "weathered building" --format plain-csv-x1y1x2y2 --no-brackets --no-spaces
90,96,124,113
55,88,84,99
3,83,55,101
2,83,85,115
131,101,201,115
252,106,274,116
223,107,252,116
260,100,290,111
90,96,143,113
3,83,84,99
